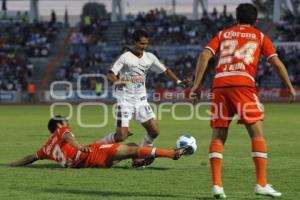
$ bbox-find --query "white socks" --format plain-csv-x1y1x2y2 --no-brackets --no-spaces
99,133,156,146
98,133,115,144
142,134,155,147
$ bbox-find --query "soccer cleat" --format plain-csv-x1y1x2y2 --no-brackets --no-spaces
132,156,155,168
255,184,282,197
173,145,194,160
212,185,227,199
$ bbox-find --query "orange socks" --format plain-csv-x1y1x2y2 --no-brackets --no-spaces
209,139,224,187
155,148,175,158
251,137,268,186
137,147,175,158
209,137,268,187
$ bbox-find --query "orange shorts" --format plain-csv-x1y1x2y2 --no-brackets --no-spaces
83,143,120,168
210,87,264,128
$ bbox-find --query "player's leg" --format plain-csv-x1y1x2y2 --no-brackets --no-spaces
209,127,228,198
135,101,158,147
210,128,228,199
98,104,133,143
134,118,159,167
240,87,281,197
115,127,130,142
95,129,134,144
209,88,232,199
141,118,160,147
112,144,186,161
245,121,267,186
245,121,281,197
240,89,268,186
98,128,130,144
239,89,266,174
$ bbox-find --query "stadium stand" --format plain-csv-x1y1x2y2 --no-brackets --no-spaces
122,8,234,46
0,11,63,94
0,21,61,57
275,13,300,41
0,51,33,91
1,5,300,102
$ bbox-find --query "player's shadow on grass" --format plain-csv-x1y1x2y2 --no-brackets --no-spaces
22,164,62,169
195,196,271,200
0,163,61,169
113,165,172,170
3,163,172,170
44,188,194,199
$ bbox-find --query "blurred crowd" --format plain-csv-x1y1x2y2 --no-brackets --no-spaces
69,14,109,46
123,7,234,46
56,15,112,91
0,52,34,91
0,11,60,93
275,13,300,41
0,21,60,57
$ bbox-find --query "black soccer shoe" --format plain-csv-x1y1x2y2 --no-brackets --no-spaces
132,156,155,168
173,145,194,160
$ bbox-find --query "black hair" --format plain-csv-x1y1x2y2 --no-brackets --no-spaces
132,29,149,43
48,115,67,133
122,46,131,53
236,3,257,25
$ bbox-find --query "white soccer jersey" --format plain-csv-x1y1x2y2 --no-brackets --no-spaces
110,51,167,96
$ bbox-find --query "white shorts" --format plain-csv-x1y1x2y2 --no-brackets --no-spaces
116,96,155,127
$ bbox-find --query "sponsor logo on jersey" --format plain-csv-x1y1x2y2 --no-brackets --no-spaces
130,75,145,83
224,31,256,39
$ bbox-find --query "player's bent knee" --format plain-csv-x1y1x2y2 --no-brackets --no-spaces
149,126,160,137
152,130,160,138
145,124,160,137
115,135,127,142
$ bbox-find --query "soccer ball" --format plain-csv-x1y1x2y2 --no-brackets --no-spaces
176,134,197,155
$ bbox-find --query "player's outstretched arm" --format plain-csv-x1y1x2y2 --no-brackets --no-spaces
164,68,192,88
269,56,296,103
189,49,213,100
62,132,92,153
9,154,38,167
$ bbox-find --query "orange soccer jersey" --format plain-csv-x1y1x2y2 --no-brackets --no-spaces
206,25,275,127
36,127,120,168
206,25,277,88
35,126,89,167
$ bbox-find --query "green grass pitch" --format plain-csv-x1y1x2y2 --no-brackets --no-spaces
0,103,299,200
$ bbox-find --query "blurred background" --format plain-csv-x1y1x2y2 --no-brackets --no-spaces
0,0,299,103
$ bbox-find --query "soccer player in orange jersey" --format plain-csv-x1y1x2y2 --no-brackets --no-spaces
189,3,296,199
9,116,190,168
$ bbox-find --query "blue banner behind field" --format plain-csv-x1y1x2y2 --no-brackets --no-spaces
0,91,18,102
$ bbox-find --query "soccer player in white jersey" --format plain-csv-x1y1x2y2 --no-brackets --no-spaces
100,29,191,166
